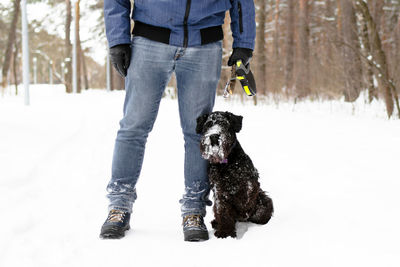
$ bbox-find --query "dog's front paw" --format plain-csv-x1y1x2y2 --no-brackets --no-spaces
214,230,237,239
214,230,228,238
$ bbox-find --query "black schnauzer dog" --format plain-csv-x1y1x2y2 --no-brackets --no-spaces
196,111,274,238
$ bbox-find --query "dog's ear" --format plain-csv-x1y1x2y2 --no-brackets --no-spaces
227,112,243,133
196,113,209,134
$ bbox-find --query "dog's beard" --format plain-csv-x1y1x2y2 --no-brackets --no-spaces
201,142,226,163
200,126,232,163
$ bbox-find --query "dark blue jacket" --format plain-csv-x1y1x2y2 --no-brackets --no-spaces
104,0,256,50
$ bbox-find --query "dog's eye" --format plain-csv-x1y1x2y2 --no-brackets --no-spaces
205,121,213,128
220,121,229,128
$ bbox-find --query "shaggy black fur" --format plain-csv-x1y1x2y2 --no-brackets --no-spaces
197,111,274,238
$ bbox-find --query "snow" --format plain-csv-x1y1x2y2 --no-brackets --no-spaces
204,124,223,137
1,85,400,267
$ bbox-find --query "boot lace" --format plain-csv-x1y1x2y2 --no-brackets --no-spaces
183,214,203,228
107,209,126,223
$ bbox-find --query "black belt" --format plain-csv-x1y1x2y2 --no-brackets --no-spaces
132,21,223,46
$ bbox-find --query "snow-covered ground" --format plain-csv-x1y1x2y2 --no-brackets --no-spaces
1,85,399,267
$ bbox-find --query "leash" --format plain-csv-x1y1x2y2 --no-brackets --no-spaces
223,60,257,98
223,64,237,98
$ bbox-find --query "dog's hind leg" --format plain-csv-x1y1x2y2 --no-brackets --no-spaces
248,191,274,225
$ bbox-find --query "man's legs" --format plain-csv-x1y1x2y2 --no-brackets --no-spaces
175,41,223,217
106,36,176,213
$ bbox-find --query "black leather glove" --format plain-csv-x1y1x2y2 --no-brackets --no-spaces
109,44,131,77
227,47,253,66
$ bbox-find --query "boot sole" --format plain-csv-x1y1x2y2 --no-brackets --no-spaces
184,230,209,242
100,225,130,239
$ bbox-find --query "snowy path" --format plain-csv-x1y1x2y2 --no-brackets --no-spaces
1,85,399,267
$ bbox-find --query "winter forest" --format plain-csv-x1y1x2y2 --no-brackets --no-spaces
1,0,400,118
1,1,400,266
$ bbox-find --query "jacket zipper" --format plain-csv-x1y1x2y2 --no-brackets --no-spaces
238,2,243,33
183,0,192,47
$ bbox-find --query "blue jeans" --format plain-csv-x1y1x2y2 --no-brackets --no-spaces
106,36,222,217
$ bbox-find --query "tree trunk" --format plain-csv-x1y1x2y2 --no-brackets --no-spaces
218,12,232,96
354,0,400,118
13,40,19,95
394,15,400,93
65,0,72,93
2,0,21,89
113,68,125,90
75,0,82,93
256,0,267,95
296,0,311,99
321,0,339,95
371,0,384,34
358,10,377,102
273,0,280,62
271,0,281,95
284,0,295,93
324,0,335,63
340,0,362,102
110,59,114,91
81,48,89,90
284,0,295,94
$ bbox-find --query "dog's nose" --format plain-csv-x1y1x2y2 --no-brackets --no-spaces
209,134,219,146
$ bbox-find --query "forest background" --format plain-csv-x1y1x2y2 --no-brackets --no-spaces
1,0,400,118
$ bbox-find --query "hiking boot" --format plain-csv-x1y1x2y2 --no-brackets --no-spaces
182,214,209,242
100,209,131,239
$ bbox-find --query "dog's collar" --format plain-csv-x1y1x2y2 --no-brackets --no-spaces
218,140,237,164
